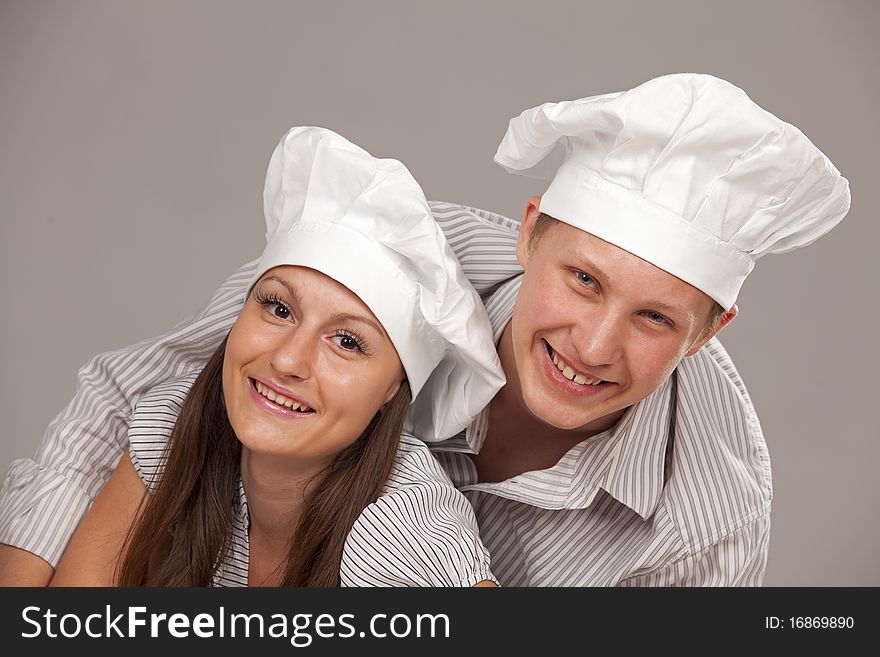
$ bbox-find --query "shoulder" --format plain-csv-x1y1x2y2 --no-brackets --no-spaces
678,337,766,458
128,371,201,492
384,433,457,487
664,338,772,554
340,435,495,587
374,435,475,520
676,337,767,472
429,200,521,236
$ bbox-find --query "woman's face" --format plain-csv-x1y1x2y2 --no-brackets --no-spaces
222,266,404,472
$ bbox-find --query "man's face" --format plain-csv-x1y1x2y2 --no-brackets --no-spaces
508,202,726,433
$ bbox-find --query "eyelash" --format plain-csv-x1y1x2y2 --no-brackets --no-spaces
253,290,372,355
641,311,671,327
335,329,371,355
254,290,291,319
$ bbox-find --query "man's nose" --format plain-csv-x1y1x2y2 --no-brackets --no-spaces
572,311,624,366
269,326,316,380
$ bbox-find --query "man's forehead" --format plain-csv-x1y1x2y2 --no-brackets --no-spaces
548,222,712,317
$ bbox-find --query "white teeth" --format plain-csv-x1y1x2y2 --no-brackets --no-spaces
255,381,312,412
549,348,603,387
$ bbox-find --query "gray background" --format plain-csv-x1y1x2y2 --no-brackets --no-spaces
1,0,877,585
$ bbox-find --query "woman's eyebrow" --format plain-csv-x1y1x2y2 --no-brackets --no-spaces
262,276,303,307
328,312,385,337
262,275,384,336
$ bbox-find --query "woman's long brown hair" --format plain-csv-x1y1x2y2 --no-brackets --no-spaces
117,336,410,586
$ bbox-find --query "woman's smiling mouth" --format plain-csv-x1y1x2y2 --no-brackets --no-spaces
248,378,316,416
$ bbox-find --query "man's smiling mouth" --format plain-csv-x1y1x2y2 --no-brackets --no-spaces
544,340,608,386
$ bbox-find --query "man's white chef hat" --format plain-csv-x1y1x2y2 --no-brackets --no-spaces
255,126,505,441
494,73,851,309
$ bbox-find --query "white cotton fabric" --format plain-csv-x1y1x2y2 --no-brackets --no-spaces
0,202,772,585
494,73,851,308
257,127,504,441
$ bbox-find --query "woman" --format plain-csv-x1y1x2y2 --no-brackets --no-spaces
49,127,504,587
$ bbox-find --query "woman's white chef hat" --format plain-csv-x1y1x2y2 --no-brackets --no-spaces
494,73,851,309
254,126,504,442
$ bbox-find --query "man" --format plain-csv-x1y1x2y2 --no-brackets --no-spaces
0,74,850,586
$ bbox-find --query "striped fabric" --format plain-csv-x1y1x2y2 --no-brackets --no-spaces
128,373,495,587
0,202,772,586
436,337,772,586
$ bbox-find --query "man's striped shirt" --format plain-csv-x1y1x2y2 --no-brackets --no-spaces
0,202,772,585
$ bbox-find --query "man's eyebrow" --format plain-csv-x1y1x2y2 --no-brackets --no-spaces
570,252,690,320
641,299,691,319
571,251,610,284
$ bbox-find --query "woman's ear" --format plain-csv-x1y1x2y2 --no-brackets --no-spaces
382,377,404,406
516,196,543,268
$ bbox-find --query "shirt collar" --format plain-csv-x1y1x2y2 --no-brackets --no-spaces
596,373,674,519
234,475,249,529
210,475,251,587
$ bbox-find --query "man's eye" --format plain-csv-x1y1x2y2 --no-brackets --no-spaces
644,311,667,325
575,271,595,287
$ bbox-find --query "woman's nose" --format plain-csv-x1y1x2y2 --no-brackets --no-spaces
269,327,315,380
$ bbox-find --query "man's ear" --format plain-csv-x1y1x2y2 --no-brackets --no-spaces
686,304,738,356
516,196,543,268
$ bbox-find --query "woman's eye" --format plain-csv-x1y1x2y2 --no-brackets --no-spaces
270,303,291,320
333,333,365,353
340,336,359,351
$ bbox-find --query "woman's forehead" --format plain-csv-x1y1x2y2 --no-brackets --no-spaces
257,266,388,336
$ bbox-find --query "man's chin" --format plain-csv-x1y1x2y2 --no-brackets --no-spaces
523,394,599,432
522,388,629,434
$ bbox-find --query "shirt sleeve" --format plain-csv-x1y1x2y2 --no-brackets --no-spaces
0,260,256,567
0,202,518,568
127,372,200,493
340,436,497,587
618,511,772,587
428,201,523,302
